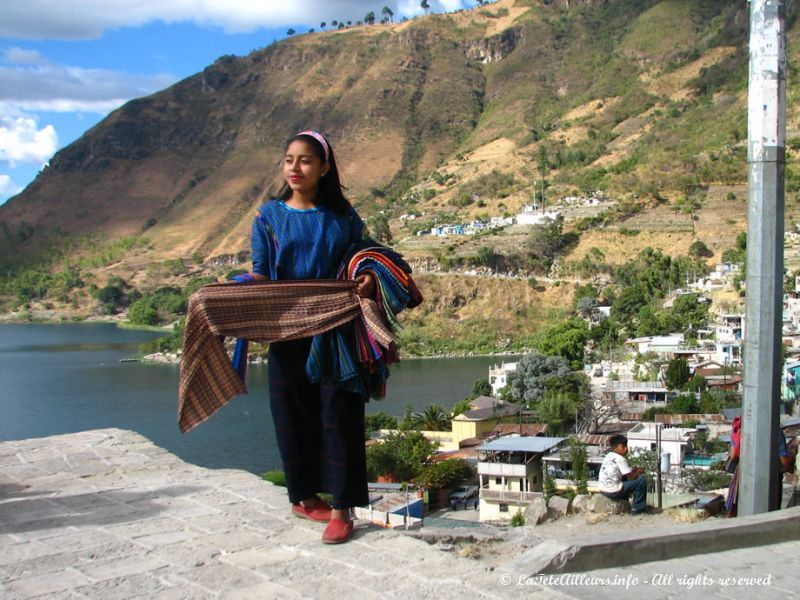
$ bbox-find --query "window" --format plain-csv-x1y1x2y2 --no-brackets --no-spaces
495,477,501,485
499,504,508,512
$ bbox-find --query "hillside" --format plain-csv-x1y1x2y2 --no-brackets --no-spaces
2,0,800,351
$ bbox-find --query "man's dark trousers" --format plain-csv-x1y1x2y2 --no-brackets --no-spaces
601,477,647,512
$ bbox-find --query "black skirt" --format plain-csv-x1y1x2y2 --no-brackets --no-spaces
267,338,369,508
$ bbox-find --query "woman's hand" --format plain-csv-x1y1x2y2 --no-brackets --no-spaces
355,273,376,298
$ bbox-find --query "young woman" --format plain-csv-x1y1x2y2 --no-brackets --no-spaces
240,131,374,544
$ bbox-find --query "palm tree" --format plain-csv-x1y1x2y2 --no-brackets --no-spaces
421,0,430,15
382,6,394,23
286,28,296,36
414,404,451,431
320,21,326,30
365,11,376,25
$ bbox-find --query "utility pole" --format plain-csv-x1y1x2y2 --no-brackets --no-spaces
656,424,663,510
740,0,786,516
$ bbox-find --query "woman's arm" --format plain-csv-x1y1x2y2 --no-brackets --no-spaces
250,208,274,280
225,210,274,283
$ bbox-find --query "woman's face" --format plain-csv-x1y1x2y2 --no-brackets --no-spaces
283,140,328,197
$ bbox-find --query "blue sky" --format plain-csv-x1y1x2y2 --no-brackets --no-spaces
0,0,472,204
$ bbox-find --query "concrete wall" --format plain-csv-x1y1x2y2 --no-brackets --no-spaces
479,498,525,522
451,419,497,444
353,506,422,529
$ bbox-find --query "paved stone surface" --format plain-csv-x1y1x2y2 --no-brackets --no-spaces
521,539,799,600
0,429,564,600
2,428,799,599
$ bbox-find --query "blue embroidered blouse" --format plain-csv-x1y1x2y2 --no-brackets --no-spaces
251,200,364,280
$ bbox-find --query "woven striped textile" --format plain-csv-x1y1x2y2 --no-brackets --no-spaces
305,246,420,396
177,279,392,433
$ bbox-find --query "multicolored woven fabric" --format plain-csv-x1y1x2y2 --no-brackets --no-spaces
178,248,421,433
177,280,380,432
305,246,419,396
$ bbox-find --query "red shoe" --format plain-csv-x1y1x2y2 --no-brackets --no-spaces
322,518,354,544
292,500,332,522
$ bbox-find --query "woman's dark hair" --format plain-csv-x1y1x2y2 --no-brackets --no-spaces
277,132,352,214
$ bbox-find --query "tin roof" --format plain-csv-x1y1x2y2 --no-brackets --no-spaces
490,423,549,436
477,436,565,453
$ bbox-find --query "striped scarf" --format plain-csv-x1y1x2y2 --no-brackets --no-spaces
177,248,421,433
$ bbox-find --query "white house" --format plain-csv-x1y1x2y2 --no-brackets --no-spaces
648,334,686,355
515,205,561,226
716,314,745,341
713,340,743,367
625,422,696,468
476,435,565,522
625,336,654,355
624,334,684,356
489,361,518,396
489,216,515,227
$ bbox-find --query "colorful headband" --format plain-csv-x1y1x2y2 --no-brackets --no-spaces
297,130,330,162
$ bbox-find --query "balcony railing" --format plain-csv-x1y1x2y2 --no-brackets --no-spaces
604,381,664,391
477,462,530,477
480,488,541,503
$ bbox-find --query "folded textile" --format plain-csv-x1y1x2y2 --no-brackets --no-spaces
177,280,390,433
305,246,420,396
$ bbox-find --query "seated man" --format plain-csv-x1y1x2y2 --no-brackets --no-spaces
598,434,647,515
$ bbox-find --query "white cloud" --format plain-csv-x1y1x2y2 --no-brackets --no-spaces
0,174,22,199
0,117,58,166
1,46,46,65
0,58,176,115
0,1,471,39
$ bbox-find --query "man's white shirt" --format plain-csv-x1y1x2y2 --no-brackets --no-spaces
598,452,632,493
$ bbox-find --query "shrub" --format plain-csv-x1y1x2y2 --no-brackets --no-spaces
128,299,159,326
414,459,474,489
510,511,525,527
365,411,399,438
686,468,732,491
688,240,713,259
569,438,590,494
543,472,557,501
262,470,287,487
366,431,437,481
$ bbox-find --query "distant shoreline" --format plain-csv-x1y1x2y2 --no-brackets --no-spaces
135,349,525,365
0,313,528,362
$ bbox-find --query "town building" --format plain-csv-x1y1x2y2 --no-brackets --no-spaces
603,380,670,404
450,396,520,448
488,361,517,396
476,435,565,521
515,205,561,226
625,422,696,469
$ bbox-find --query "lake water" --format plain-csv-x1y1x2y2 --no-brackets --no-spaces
0,323,512,474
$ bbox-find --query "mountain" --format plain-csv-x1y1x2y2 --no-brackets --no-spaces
2,0,800,351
